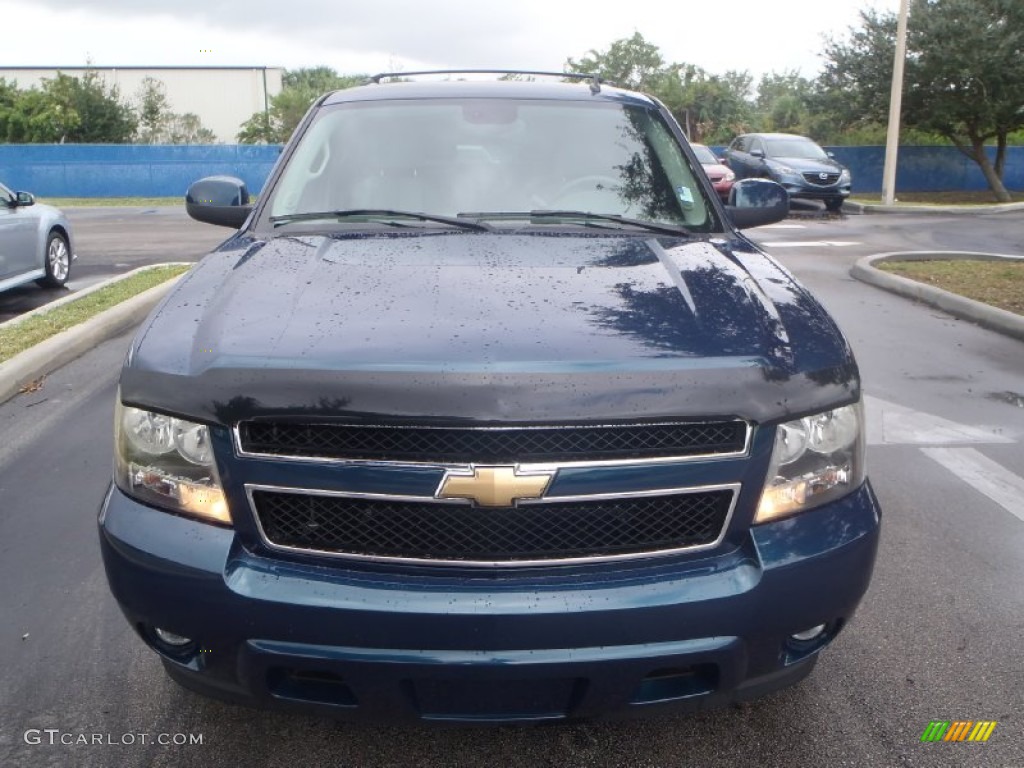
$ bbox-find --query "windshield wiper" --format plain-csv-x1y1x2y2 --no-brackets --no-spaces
270,209,492,231
458,210,691,236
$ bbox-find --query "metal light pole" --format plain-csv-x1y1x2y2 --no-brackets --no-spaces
881,0,911,205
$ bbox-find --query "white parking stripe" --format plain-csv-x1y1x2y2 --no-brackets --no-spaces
864,395,1013,446
921,447,1024,523
760,240,860,248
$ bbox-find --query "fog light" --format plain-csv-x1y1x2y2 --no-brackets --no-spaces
791,624,827,642
154,627,192,647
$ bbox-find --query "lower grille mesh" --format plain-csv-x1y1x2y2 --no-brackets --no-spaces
252,489,733,563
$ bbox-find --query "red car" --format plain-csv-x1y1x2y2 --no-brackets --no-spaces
692,143,734,200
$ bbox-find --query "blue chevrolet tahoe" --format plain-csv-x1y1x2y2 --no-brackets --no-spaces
99,72,881,723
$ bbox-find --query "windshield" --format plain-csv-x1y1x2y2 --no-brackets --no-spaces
765,138,828,160
691,145,718,164
265,98,713,231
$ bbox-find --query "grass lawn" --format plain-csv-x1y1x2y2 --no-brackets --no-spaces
0,264,191,364
851,190,1024,205
877,259,1024,315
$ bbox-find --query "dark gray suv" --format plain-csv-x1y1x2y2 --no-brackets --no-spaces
725,133,851,212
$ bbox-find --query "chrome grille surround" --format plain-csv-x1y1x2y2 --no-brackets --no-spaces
237,420,751,566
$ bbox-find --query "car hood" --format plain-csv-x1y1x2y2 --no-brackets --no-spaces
770,156,846,174
122,231,857,425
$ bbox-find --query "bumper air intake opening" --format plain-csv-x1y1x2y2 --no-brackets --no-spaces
631,664,719,704
267,667,358,708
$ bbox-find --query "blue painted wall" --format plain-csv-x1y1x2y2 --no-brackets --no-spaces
709,144,1023,194
0,144,282,197
0,143,1020,198
828,145,1024,193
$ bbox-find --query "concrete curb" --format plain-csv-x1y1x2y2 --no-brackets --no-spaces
0,265,190,405
844,200,1024,215
850,251,1024,342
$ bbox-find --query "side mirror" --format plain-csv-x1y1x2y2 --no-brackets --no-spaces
14,191,35,207
827,151,835,158
186,176,252,229
725,178,789,229
750,149,765,159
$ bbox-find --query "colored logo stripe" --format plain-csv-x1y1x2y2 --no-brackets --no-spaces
945,721,972,741
969,722,997,742
921,721,996,742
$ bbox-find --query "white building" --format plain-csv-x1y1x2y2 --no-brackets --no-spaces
0,66,284,143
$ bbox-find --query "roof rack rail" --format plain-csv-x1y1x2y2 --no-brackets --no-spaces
367,70,606,93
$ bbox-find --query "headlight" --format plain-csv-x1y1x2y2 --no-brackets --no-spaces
839,168,852,183
771,163,799,176
756,401,865,523
724,171,735,181
115,401,230,525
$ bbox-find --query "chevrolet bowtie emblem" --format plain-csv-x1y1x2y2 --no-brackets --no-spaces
437,466,554,507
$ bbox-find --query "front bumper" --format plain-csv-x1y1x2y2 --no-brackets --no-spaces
775,178,851,201
99,482,880,723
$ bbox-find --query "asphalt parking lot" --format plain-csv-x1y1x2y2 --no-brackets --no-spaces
0,206,224,323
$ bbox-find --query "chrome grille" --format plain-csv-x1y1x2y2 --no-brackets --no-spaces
803,172,841,186
237,421,748,464
251,488,734,564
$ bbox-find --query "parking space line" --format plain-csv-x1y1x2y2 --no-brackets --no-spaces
921,447,1024,523
864,395,1013,446
760,240,860,248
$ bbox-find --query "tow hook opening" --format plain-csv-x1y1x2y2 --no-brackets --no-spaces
631,664,719,704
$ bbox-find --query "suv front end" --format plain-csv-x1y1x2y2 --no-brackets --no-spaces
99,75,879,723
101,399,878,721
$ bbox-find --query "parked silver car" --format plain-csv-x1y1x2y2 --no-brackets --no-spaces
0,181,76,293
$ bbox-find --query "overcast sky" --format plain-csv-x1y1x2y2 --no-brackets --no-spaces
3,0,891,82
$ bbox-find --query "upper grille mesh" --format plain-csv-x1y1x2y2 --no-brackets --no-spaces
238,421,747,464
253,489,733,563
803,172,841,186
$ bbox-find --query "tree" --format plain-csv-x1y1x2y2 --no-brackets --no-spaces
817,10,898,134
905,0,1024,199
237,67,366,143
755,71,813,133
565,32,667,91
40,70,137,143
164,113,217,144
565,34,754,143
133,77,217,144
686,71,754,143
0,82,81,143
135,76,171,143
820,0,1024,200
